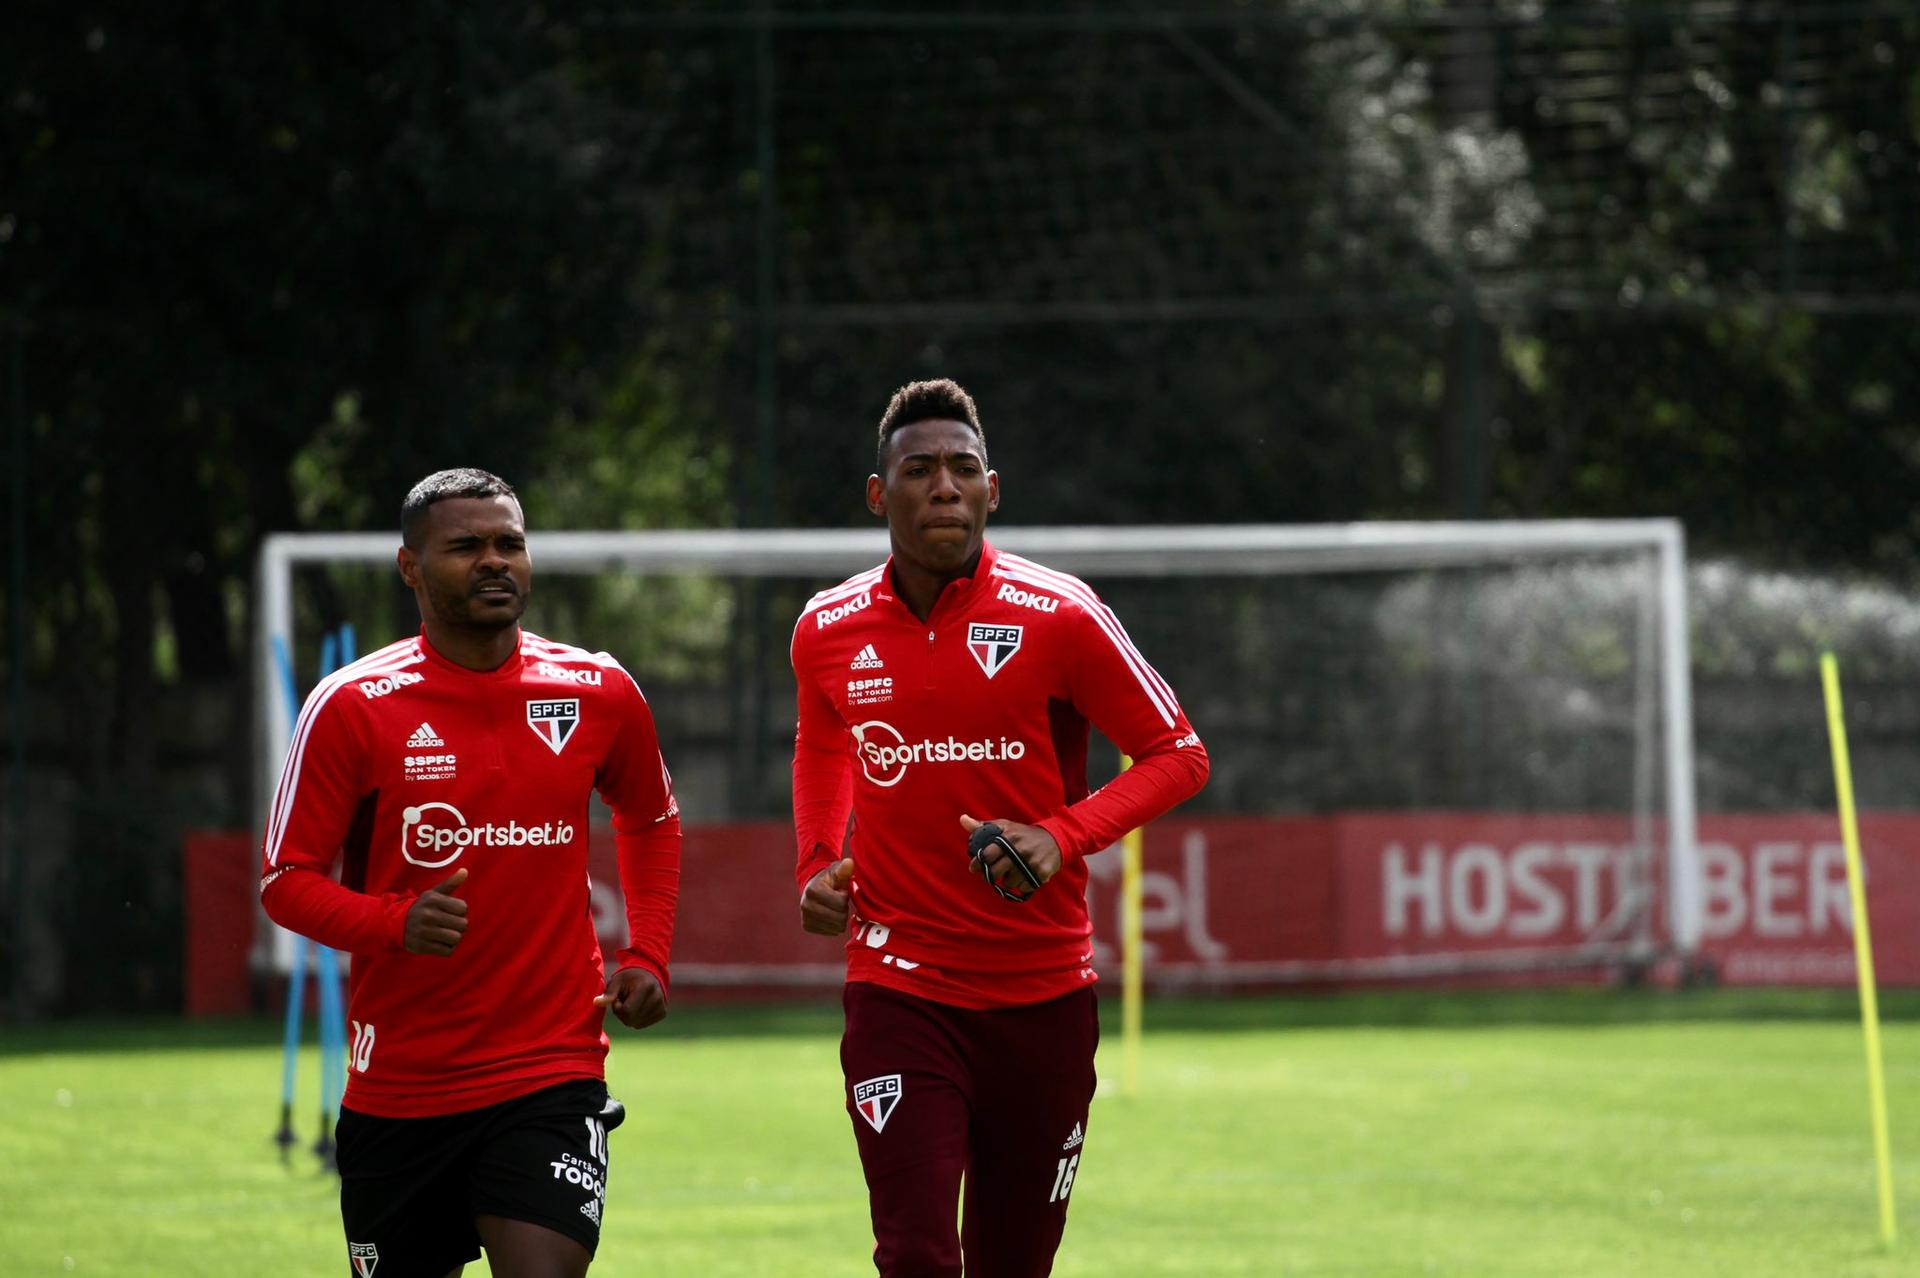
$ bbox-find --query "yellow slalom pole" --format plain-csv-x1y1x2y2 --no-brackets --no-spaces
1821,652,1897,1249
1119,752,1144,1100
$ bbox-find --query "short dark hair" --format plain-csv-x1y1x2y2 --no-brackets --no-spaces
401,468,519,546
876,379,985,471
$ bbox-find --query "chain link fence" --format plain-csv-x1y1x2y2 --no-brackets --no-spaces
10,1,1920,1013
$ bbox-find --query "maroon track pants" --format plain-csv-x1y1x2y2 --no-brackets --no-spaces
840,981,1099,1278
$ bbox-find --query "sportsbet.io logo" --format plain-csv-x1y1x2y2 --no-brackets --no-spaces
849,720,1028,788
399,801,576,868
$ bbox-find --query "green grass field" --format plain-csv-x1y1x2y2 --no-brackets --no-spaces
3,990,1918,1276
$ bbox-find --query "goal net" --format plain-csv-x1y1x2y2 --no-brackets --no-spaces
254,521,1699,986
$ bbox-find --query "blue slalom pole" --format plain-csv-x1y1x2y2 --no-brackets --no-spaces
270,626,359,1171
275,934,309,1162
309,628,344,1166
310,625,354,1167
313,943,344,1165
270,635,307,1161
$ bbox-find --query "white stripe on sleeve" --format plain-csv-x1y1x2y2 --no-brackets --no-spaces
264,646,425,867
993,556,1179,728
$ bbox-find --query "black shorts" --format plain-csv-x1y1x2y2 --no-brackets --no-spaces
335,1079,622,1278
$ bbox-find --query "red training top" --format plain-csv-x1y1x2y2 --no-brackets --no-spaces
260,629,679,1118
790,541,1209,1009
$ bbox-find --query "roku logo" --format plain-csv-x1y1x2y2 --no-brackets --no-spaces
996,583,1059,613
816,593,872,629
359,671,424,699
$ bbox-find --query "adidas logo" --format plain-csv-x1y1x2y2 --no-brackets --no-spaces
849,644,885,670
1063,1122,1083,1151
407,723,444,748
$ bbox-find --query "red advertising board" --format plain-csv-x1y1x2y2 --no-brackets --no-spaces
1336,812,1648,969
1693,813,1920,985
584,813,1920,990
183,831,256,1015
190,810,1920,1015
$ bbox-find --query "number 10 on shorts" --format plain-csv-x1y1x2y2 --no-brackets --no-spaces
1049,1154,1079,1203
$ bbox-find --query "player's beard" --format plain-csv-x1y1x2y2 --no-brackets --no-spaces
425,576,528,631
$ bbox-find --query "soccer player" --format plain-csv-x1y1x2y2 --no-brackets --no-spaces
790,380,1210,1277
260,469,680,1278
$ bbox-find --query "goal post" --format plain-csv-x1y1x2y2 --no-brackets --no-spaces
254,519,1701,977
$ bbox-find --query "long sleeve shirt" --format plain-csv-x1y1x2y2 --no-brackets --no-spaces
261,629,679,1117
790,541,1208,1008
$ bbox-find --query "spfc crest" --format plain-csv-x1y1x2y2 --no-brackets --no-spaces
526,698,581,755
852,1073,903,1134
966,623,1023,679
348,1242,379,1277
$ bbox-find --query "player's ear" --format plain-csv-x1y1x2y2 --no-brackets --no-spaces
397,544,419,589
865,473,886,518
986,470,999,514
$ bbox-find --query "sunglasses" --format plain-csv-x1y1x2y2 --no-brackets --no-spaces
966,821,1041,903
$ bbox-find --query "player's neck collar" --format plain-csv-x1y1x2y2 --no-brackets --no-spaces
884,540,996,621
416,624,526,676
